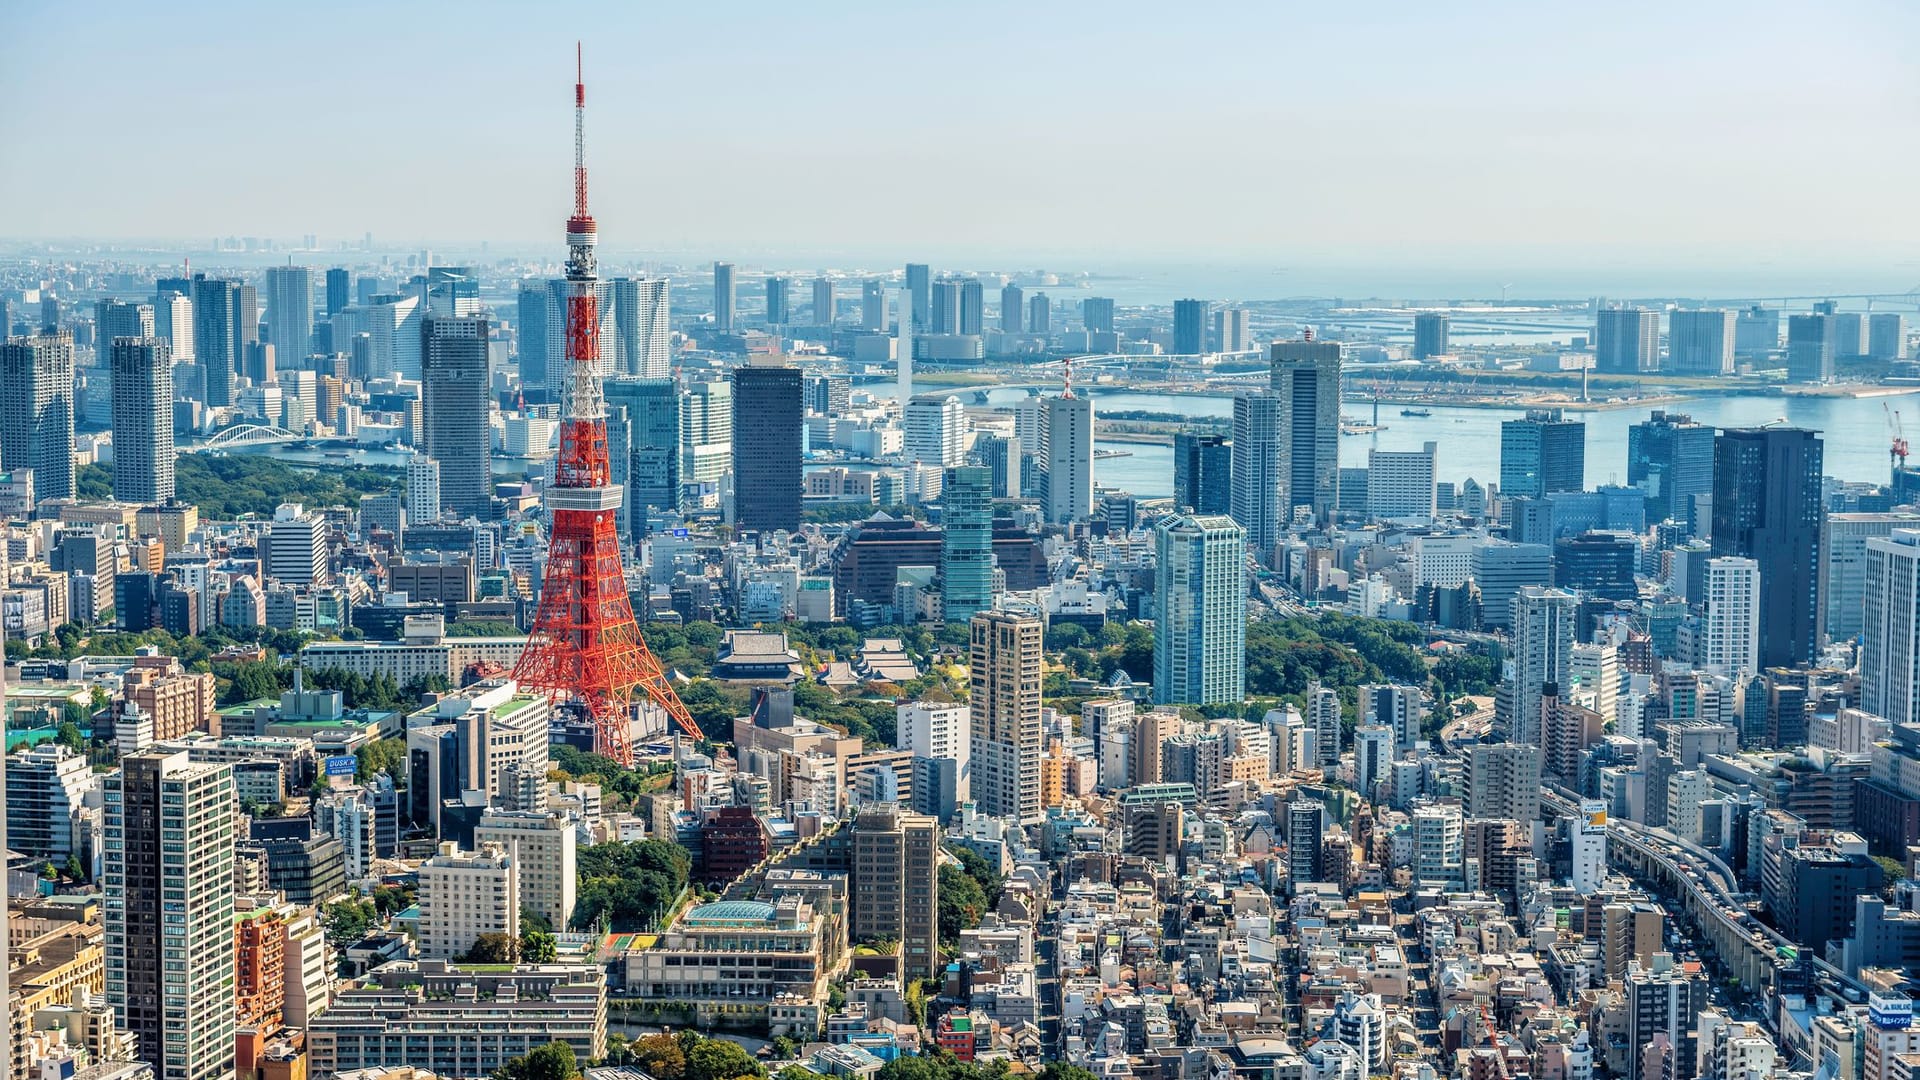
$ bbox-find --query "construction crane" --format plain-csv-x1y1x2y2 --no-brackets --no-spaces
1888,402,1909,473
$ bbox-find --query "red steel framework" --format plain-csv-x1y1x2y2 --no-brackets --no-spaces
512,45,701,765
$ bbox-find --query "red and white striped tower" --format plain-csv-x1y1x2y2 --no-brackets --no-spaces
513,46,700,765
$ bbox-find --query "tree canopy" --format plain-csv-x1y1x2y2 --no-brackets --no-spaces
571,839,690,931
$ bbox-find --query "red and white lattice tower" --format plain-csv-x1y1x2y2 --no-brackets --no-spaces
512,45,701,765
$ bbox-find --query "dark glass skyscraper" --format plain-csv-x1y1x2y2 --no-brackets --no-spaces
731,359,802,533
905,263,931,330
420,315,492,519
1500,407,1586,499
1413,313,1450,360
516,284,549,391
605,376,682,538
941,465,994,623
765,276,791,326
191,275,242,408
1627,410,1715,525
1711,427,1824,668
325,267,350,315
1173,432,1232,515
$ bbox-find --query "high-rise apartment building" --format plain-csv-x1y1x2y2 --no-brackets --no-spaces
1231,391,1284,549
106,750,237,1080
1081,297,1115,334
1595,307,1659,373
1787,314,1836,383
811,278,834,326
416,842,519,961
266,503,329,586
929,279,961,335
612,277,670,378
1869,313,1907,361
110,337,175,505
1367,442,1438,523
517,283,551,390
1668,309,1735,375
904,264,931,329
1027,293,1050,334
1000,283,1023,333
863,279,886,331
958,279,984,336
941,465,994,623
1286,801,1328,887
1413,313,1449,360
1153,514,1246,706
1735,306,1779,355
713,262,735,331
969,610,1043,823
1173,432,1231,515
420,315,492,519
265,266,313,361
407,454,441,526
1500,408,1586,499
896,701,970,806
850,806,940,982
765,276,790,326
1623,956,1707,1080
474,810,577,934
1270,339,1342,522
191,276,242,408
1215,307,1252,353
1465,743,1541,822
1862,529,1920,726
1820,511,1920,645
905,395,968,468
1627,410,1715,525
0,331,76,500
1173,299,1208,355
1711,427,1823,668
1700,556,1761,678
1043,393,1092,524
1503,586,1577,745
97,298,155,344
731,359,803,533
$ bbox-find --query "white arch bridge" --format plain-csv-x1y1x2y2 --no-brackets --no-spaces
200,424,305,447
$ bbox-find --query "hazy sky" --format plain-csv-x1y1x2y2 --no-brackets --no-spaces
5,1,1919,278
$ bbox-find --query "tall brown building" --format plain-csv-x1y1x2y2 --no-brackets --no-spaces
850,807,940,982
969,611,1043,823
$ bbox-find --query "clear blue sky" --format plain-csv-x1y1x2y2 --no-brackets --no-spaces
4,0,1918,279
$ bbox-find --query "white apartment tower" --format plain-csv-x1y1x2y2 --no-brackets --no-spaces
474,810,578,933
417,841,520,960
1862,529,1920,726
1700,556,1761,678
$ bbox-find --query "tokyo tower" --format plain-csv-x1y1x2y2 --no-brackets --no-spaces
512,45,701,765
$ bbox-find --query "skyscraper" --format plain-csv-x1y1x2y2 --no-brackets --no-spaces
1869,313,1908,361
811,277,834,326
407,454,441,526
959,279,984,336
1500,408,1586,499
191,276,242,408
97,298,155,344
1028,293,1050,334
929,279,961,334
1082,297,1115,334
266,265,314,362
1735,306,1779,355
1173,432,1232,515
1595,307,1659,373
110,337,174,505
969,610,1043,823
1627,410,1715,525
612,277,670,378
1711,427,1823,668
862,279,885,331
325,267,350,316
1787,314,1836,383
0,331,76,500
905,395,968,468
1000,282,1023,333
731,358,803,533
713,262,735,331
604,377,682,533
1700,556,1761,678
1667,309,1735,375
1153,513,1247,706
1173,299,1208,355
1269,339,1342,522
420,315,493,519
904,263,931,329
682,379,733,491
941,465,994,623
516,283,550,390
1043,392,1092,524
106,750,237,1080
1231,391,1284,550
765,276,791,326
1413,313,1449,360
1215,307,1252,353
1862,529,1920,726
849,806,940,982
1503,585,1577,745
